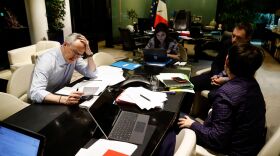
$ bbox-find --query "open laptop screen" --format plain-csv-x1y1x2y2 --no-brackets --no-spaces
143,48,168,63
0,122,45,156
88,90,120,137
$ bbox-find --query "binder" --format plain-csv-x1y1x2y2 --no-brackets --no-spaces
162,79,191,88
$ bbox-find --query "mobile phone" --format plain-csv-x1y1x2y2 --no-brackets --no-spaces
80,95,93,101
172,77,188,83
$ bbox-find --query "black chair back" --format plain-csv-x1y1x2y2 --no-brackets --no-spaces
173,10,191,31
119,27,135,51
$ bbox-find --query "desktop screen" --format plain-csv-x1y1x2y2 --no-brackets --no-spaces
0,125,41,156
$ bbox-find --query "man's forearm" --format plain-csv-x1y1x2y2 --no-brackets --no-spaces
86,56,96,71
44,93,65,104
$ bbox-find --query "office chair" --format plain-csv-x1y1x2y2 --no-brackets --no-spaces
92,52,116,67
173,10,191,31
0,92,29,121
118,27,147,52
6,64,35,102
198,31,232,60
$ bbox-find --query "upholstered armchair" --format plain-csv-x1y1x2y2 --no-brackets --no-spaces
8,40,60,72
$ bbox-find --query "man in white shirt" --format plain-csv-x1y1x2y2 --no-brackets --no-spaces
29,33,96,105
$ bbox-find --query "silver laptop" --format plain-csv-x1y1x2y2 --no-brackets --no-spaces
82,90,150,145
0,122,45,156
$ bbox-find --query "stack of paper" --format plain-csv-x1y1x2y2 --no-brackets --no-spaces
156,73,194,93
116,87,167,110
93,65,125,86
76,139,137,156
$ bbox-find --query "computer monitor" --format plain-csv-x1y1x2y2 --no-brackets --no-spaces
138,18,152,34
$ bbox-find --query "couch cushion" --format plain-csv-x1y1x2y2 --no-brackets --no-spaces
10,62,32,73
31,49,52,64
36,41,60,51
8,45,36,65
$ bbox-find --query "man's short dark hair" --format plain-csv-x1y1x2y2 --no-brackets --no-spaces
235,22,253,38
228,43,264,77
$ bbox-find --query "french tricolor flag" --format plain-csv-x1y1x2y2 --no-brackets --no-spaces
154,0,168,27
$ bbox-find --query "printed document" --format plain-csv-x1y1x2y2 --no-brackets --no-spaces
75,139,137,156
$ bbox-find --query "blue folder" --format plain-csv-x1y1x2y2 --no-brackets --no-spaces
111,61,142,70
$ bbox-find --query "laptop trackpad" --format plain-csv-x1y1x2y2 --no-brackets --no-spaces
129,115,149,144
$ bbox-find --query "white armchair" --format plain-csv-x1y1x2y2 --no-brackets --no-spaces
179,121,280,156
174,129,196,156
0,92,29,121
6,64,35,102
8,40,60,72
92,52,116,67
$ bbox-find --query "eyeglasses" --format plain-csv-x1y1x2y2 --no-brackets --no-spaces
69,46,84,58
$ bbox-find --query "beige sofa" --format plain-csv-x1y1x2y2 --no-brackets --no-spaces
8,40,60,72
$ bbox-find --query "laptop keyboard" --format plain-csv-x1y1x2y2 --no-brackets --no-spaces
109,111,138,141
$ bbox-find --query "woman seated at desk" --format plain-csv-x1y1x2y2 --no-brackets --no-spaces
145,22,180,60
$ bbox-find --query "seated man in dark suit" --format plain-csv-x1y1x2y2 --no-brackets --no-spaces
178,43,266,155
191,22,254,93
179,22,253,115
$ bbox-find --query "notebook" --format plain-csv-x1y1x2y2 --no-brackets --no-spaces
0,121,45,156
162,79,192,88
81,89,150,145
143,48,172,67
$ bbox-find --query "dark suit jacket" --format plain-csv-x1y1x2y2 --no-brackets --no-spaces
190,77,266,155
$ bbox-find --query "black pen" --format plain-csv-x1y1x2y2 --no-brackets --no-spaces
140,94,150,101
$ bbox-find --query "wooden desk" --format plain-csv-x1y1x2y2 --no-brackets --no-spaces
4,68,186,155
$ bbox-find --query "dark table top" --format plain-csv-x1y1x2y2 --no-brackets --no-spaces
4,64,189,156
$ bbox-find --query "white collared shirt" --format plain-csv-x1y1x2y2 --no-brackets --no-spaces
28,47,96,103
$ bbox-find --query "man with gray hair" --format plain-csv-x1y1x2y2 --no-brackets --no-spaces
29,33,96,105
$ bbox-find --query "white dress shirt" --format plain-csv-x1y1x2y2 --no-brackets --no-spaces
28,47,96,103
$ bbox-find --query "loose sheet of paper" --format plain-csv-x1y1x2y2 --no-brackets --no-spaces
55,80,108,96
117,87,167,110
93,65,125,86
75,139,137,156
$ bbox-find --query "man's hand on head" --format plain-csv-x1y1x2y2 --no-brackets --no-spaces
78,36,92,55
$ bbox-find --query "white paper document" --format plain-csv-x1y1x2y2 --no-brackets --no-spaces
55,80,108,96
75,139,137,156
116,87,167,110
93,65,125,86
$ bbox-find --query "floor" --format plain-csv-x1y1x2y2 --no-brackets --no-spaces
1,41,279,138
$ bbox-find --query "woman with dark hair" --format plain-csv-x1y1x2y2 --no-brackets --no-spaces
145,22,180,60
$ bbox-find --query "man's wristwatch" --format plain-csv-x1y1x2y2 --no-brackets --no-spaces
85,52,93,58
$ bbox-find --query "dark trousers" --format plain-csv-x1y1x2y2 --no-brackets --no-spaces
157,129,176,156
191,72,220,100
190,72,212,92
